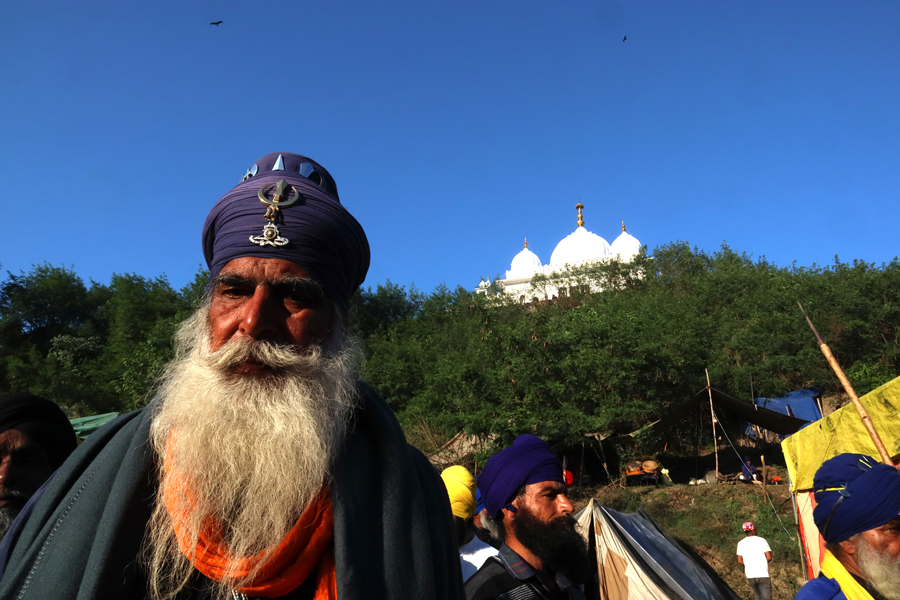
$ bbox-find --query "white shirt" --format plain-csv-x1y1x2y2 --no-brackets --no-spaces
459,535,499,582
737,535,771,579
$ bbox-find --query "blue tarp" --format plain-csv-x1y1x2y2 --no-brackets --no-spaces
745,387,821,438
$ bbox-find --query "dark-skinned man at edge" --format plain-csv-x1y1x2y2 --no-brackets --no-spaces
0,393,76,542
794,453,900,600
0,153,463,600
465,434,594,600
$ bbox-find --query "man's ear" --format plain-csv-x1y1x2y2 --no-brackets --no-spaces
501,499,519,521
837,537,858,557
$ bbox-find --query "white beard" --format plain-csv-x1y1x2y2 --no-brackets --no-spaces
856,533,900,600
143,305,361,600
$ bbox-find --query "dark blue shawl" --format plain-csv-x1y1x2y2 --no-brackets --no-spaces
0,383,463,600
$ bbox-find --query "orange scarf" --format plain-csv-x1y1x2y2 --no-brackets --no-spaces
163,463,337,598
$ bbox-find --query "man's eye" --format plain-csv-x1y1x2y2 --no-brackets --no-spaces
289,291,318,305
284,286,322,305
220,286,250,297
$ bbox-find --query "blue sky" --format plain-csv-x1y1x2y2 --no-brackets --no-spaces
2,1,898,295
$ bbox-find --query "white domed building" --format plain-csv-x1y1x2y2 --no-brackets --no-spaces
476,202,643,302
507,240,542,280
609,222,642,263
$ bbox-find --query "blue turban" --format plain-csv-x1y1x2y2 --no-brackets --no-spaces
202,152,370,315
477,434,564,520
812,453,900,543
475,488,484,515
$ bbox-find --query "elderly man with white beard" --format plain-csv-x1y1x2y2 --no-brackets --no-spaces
794,453,900,600
0,153,464,600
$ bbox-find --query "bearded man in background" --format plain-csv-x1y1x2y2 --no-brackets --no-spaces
0,153,463,600
465,435,593,600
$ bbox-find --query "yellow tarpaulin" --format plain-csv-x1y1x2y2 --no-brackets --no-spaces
782,375,900,492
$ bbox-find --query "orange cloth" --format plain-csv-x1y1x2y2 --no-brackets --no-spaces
163,456,336,599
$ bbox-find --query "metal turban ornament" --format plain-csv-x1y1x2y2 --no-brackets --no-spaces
249,179,301,247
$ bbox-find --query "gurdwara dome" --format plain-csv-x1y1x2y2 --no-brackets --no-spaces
506,239,542,279
549,202,611,268
609,222,642,263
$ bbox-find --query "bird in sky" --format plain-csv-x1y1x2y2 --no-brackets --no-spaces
211,21,223,26
622,35,627,41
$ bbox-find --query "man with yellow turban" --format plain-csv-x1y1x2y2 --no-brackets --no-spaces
442,466,499,582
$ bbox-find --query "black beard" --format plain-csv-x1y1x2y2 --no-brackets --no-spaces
513,506,592,584
0,506,20,541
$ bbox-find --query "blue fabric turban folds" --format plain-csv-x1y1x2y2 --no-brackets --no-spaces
812,453,900,543
202,152,370,315
477,434,564,520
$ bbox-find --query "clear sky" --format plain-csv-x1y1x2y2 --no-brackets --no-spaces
2,1,898,295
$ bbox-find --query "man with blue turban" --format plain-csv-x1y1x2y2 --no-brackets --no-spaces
795,453,900,600
0,153,463,600
465,435,591,600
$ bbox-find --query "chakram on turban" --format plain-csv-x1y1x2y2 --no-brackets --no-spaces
202,152,370,315
812,453,900,543
0,393,77,470
441,465,477,520
477,434,564,520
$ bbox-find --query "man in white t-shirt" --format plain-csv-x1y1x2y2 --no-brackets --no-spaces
737,521,773,600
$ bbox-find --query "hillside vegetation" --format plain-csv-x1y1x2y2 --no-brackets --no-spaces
1,243,898,455
353,243,899,456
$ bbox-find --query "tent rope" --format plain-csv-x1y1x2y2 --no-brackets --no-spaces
712,407,796,541
589,439,620,486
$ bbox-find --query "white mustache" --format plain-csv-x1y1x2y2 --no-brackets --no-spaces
204,336,323,372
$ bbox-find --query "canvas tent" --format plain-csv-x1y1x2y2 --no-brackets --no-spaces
639,386,810,437
780,375,900,579
575,499,741,600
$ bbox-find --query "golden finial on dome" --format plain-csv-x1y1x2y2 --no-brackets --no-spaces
622,221,626,232
576,200,585,227
524,237,529,248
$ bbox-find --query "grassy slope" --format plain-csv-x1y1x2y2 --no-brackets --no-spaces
571,479,807,600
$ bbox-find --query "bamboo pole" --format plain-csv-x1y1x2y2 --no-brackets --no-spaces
597,438,613,484
761,455,768,502
706,369,718,483
579,439,585,489
798,302,894,466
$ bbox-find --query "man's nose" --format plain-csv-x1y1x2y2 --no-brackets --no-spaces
557,493,574,515
0,458,14,487
238,285,282,341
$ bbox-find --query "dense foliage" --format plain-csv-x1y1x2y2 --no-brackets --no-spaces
350,243,900,454
0,264,209,414
1,244,898,455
